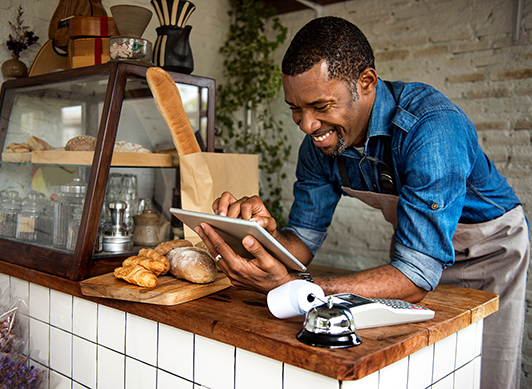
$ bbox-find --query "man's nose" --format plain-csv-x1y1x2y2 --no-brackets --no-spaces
297,111,321,134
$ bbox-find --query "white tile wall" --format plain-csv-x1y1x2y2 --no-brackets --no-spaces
50,289,72,331
72,335,97,388
97,345,125,389
1,274,484,389
73,297,98,342
158,323,194,381
125,313,158,366
195,334,235,389
433,332,457,383
29,283,49,322
98,304,126,353
235,348,283,389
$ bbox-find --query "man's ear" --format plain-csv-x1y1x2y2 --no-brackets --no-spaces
358,68,378,95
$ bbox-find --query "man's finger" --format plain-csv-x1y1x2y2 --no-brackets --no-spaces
214,192,237,216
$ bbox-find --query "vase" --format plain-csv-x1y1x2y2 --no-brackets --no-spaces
153,25,193,74
150,0,195,74
1,55,28,80
151,0,195,28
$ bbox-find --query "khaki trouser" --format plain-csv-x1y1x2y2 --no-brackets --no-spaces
441,205,529,389
343,187,529,389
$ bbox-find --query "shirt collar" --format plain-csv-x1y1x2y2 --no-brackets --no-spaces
366,79,396,140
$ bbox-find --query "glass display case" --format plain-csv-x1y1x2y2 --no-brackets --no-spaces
0,61,215,280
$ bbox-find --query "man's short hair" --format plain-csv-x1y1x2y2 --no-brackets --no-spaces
282,17,375,94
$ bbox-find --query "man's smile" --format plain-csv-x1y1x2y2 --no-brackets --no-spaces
312,130,333,142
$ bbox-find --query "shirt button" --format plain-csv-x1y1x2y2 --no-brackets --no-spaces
430,203,439,210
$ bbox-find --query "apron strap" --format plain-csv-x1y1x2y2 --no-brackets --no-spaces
337,140,397,195
337,155,351,187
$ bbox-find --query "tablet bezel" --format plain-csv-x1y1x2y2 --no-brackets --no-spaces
169,208,307,271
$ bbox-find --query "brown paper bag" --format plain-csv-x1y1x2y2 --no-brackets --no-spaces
180,152,259,241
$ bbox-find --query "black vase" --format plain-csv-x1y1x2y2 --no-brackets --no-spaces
153,25,193,74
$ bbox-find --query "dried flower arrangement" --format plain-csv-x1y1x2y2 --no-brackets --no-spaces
6,5,39,58
0,290,42,388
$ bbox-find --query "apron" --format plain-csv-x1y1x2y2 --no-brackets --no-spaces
342,186,529,389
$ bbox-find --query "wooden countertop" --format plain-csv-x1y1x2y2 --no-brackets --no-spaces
0,260,498,381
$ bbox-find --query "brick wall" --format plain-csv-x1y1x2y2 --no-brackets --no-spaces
275,0,532,386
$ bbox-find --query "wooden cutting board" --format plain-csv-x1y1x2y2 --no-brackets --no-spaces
80,272,232,305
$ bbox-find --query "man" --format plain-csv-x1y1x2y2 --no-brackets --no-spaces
196,17,529,389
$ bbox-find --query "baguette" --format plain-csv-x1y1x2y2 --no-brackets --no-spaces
146,67,201,156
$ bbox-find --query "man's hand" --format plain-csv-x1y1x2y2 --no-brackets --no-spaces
195,222,295,294
213,192,277,235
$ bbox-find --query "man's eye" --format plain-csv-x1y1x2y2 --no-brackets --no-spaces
289,106,301,111
315,105,328,111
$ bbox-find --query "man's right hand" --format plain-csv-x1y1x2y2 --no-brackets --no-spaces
213,191,278,235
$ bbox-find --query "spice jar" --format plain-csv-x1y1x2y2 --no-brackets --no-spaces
0,192,21,238
53,178,87,249
16,192,45,243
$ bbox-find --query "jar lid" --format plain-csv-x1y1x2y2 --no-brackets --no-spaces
60,177,87,194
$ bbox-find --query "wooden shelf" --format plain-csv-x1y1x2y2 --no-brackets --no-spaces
31,150,174,167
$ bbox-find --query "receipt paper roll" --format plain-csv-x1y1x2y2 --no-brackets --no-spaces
267,280,325,319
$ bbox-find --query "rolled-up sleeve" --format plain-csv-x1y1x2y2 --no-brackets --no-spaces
390,241,446,291
283,225,327,256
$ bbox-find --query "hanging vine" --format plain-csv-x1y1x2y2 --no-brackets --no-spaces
216,0,291,226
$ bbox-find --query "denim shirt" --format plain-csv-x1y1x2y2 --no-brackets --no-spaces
284,79,521,291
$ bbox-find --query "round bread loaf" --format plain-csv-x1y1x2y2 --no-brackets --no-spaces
65,135,97,151
167,247,217,284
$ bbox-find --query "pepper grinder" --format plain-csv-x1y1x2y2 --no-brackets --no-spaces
103,200,133,252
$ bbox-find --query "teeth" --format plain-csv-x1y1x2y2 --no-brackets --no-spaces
313,131,332,142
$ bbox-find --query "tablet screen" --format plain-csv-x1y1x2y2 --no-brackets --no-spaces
169,208,307,271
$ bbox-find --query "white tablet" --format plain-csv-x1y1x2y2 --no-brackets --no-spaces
169,208,307,271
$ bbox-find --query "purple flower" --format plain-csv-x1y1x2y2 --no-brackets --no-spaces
0,356,41,388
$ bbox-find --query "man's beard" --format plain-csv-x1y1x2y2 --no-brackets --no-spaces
319,131,347,157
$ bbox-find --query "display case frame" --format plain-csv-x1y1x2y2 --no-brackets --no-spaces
0,61,215,280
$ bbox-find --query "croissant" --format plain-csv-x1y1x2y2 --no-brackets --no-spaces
114,265,157,288
122,255,166,276
138,248,170,275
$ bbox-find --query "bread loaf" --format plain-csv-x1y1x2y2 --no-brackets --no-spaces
146,67,201,156
6,143,31,153
155,239,193,255
26,136,54,151
167,247,217,284
114,265,158,288
65,135,97,151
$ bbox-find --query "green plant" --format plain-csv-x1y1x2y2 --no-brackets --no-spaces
216,0,291,227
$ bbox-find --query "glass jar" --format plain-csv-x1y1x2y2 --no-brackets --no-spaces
53,178,87,249
16,193,45,243
66,205,83,251
120,173,138,232
0,194,21,238
104,172,123,223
